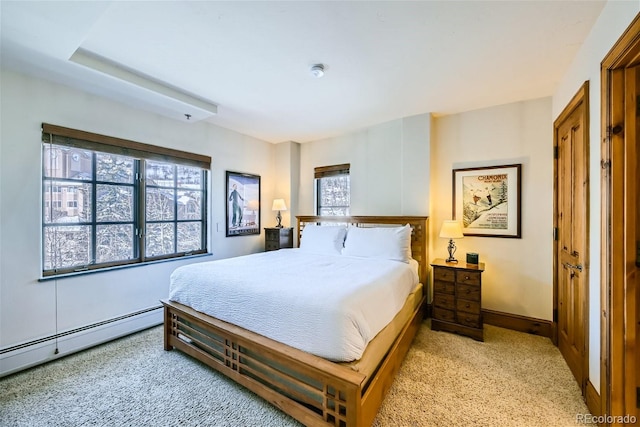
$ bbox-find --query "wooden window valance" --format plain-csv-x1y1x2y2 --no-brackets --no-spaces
42,123,211,169
314,163,350,179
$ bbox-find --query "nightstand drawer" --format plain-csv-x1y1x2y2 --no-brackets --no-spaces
265,229,280,241
266,241,279,251
433,293,455,310
456,299,481,315
434,280,455,295
433,308,455,323
434,268,455,282
456,270,481,286
457,313,481,328
457,283,481,301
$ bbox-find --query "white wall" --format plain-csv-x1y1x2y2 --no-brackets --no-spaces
273,141,301,231
551,1,639,394
0,70,275,375
299,102,551,323
431,98,553,320
298,113,431,217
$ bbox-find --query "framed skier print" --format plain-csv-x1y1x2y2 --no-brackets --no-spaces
225,171,260,237
452,164,521,238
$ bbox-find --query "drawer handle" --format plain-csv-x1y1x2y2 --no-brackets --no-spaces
465,275,470,280
465,304,471,308
465,289,471,294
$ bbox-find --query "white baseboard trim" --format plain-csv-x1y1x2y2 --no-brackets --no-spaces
0,306,162,378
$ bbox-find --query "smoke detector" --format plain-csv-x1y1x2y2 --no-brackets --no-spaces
309,64,325,78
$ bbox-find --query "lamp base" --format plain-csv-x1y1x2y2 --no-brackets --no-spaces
446,239,458,263
275,211,283,228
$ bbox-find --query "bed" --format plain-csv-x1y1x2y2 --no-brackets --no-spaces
162,215,428,427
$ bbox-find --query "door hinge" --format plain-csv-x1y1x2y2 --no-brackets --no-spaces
637,387,640,409
637,95,640,117
553,308,558,323
636,241,640,267
553,146,559,159
553,227,558,241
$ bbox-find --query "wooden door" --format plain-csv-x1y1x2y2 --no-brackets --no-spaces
554,83,589,392
601,14,640,418
625,64,639,420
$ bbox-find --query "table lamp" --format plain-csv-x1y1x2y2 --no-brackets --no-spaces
272,199,287,228
439,220,464,263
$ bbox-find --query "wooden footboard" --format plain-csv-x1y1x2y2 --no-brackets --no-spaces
163,295,425,427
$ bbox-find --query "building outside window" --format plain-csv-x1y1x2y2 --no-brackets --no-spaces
315,164,350,216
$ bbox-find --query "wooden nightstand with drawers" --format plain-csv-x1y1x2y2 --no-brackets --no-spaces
430,258,486,341
264,227,294,251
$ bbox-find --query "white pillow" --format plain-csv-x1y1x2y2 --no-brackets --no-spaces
342,224,412,263
299,225,347,255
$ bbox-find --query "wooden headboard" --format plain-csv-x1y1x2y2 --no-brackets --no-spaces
296,215,429,285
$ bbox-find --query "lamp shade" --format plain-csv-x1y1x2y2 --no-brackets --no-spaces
439,220,464,239
272,199,287,211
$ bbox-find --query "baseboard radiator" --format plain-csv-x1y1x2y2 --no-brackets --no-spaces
0,306,163,378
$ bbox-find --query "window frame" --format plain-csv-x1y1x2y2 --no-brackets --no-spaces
314,163,350,216
41,123,210,277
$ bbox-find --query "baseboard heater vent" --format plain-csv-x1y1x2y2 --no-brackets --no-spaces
0,305,162,355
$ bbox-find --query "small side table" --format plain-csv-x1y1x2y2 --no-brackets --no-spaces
264,227,293,251
431,258,486,341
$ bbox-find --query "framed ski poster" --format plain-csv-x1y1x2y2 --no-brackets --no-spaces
452,164,521,238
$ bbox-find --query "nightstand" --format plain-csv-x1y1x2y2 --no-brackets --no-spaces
264,227,293,251
430,258,485,341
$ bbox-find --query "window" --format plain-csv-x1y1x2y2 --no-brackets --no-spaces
145,161,204,257
315,164,350,216
42,124,210,277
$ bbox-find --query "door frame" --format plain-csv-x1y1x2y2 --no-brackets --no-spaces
600,13,640,419
552,81,590,393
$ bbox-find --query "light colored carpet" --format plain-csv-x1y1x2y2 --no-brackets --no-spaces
0,321,589,426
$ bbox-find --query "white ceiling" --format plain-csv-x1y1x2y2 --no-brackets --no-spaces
1,1,607,143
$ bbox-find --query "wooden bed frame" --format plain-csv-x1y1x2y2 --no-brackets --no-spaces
162,215,428,427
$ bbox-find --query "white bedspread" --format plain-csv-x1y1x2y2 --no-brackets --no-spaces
168,249,419,361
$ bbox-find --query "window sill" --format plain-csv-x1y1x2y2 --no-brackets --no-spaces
38,252,213,282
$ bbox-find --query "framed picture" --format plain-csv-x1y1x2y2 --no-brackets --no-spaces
452,164,522,238
226,171,260,237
